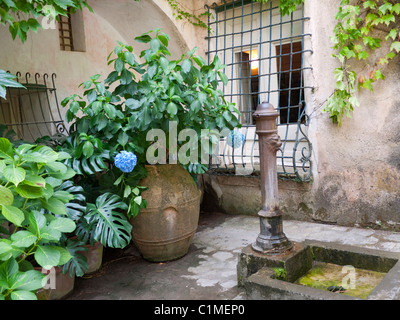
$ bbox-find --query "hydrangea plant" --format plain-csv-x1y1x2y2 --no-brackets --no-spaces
59,28,240,248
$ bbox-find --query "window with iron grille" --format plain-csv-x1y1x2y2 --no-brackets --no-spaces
0,72,68,142
206,0,312,181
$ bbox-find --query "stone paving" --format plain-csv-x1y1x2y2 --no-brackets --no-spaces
67,212,400,300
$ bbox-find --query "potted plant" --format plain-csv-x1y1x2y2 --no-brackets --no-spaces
0,138,81,300
60,29,240,262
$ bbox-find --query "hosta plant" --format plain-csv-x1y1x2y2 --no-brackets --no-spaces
0,138,82,300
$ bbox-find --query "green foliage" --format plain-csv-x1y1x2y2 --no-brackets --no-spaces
325,0,400,125
0,0,92,43
0,70,25,100
273,267,287,281
0,138,81,300
167,0,211,29
255,0,304,16
61,28,241,224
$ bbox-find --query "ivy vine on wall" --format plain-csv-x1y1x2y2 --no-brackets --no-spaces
324,0,400,125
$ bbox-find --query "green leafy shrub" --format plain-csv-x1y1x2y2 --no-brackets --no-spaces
58,28,240,246
0,138,80,300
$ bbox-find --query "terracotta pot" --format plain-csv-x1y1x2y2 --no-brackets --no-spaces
35,266,75,300
130,164,201,262
80,242,103,275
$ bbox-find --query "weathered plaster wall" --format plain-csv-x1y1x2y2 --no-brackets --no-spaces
304,0,400,229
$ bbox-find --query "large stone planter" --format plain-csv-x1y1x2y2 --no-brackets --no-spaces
130,164,201,262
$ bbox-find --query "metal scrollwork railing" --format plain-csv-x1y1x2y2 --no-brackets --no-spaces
0,71,68,142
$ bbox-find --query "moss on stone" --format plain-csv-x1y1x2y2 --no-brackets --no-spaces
296,262,386,299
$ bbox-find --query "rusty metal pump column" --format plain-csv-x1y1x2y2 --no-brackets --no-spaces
252,102,291,254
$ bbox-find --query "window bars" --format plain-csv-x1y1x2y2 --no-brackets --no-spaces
0,72,68,142
206,0,313,181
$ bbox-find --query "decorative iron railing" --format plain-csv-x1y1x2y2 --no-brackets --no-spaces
0,72,68,142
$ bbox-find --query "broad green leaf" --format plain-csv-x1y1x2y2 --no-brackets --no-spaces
8,271,27,290
124,51,136,66
16,270,46,291
82,141,94,158
39,226,61,242
167,102,178,116
10,231,37,248
22,174,46,188
0,185,13,206
3,166,25,186
150,38,161,52
34,245,61,270
0,138,13,158
115,58,124,73
0,258,18,283
104,103,117,120
135,34,152,43
27,211,46,237
0,241,13,261
15,185,44,199
40,198,67,215
22,146,59,163
134,196,142,205
85,193,131,248
52,190,74,203
49,218,76,233
53,246,72,266
46,167,76,180
118,131,129,147
10,290,37,300
218,71,228,85
1,205,24,227
390,41,400,53
123,185,131,198
181,59,192,73
44,162,68,174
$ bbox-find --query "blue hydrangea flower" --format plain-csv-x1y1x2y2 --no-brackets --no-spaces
114,151,137,173
227,130,245,149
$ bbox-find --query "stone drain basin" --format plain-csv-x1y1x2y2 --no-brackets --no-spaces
238,240,400,300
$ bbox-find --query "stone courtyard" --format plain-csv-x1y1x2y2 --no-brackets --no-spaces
67,212,400,300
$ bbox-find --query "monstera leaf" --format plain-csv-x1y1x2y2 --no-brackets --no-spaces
61,135,109,176
55,181,86,221
62,238,89,278
85,193,131,248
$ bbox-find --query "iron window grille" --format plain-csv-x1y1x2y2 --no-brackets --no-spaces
0,72,68,142
206,0,313,181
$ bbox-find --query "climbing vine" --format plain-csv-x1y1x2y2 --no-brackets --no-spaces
165,0,305,30
324,0,400,125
